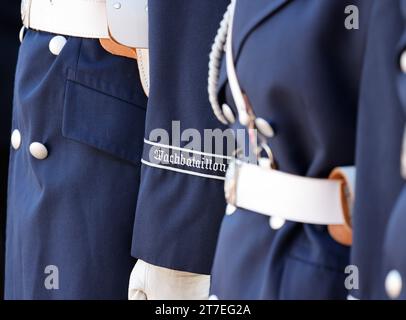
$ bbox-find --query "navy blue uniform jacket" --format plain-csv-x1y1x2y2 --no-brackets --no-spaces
6,31,147,299
210,0,372,299
352,0,406,299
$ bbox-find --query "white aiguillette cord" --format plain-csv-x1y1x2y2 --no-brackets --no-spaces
207,0,250,125
208,2,232,125
225,0,250,125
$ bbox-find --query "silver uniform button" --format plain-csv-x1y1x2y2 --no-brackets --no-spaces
49,36,67,56
11,130,22,150
385,270,402,299
29,142,48,160
222,104,236,124
401,50,406,74
225,204,237,216
255,118,274,138
239,112,250,126
269,216,285,230
19,26,26,43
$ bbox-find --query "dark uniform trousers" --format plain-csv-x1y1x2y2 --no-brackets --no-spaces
5,30,147,299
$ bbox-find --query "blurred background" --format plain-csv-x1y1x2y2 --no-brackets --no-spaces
0,2,20,299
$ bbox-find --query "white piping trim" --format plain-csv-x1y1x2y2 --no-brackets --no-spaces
141,159,226,181
347,294,360,300
144,139,232,160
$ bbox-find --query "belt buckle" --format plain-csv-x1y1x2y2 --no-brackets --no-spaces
21,0,31,25
224,158,241,206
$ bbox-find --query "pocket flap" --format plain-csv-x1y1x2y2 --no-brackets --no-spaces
62,80,146,164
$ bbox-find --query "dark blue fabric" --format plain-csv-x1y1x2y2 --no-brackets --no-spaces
131,0,230,275
5,31,147,299
210,0,372,299
352,0,406,300
0,2,20,300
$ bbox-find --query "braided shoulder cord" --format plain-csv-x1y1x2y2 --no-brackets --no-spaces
207,1,234,125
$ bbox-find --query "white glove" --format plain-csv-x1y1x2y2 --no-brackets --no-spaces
128,259,210,300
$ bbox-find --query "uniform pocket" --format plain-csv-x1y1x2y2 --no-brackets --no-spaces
62,79,146,165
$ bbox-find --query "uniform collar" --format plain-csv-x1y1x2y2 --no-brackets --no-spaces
217,0,292,96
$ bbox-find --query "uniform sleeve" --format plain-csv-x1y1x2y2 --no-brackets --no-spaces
131,0,231,275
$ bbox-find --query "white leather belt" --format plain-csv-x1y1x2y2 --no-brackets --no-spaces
21,0,109,39
21,0,149,47
21,0,151,95
225,160,355,226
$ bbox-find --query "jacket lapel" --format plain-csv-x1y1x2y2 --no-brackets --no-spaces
217,0,292,95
